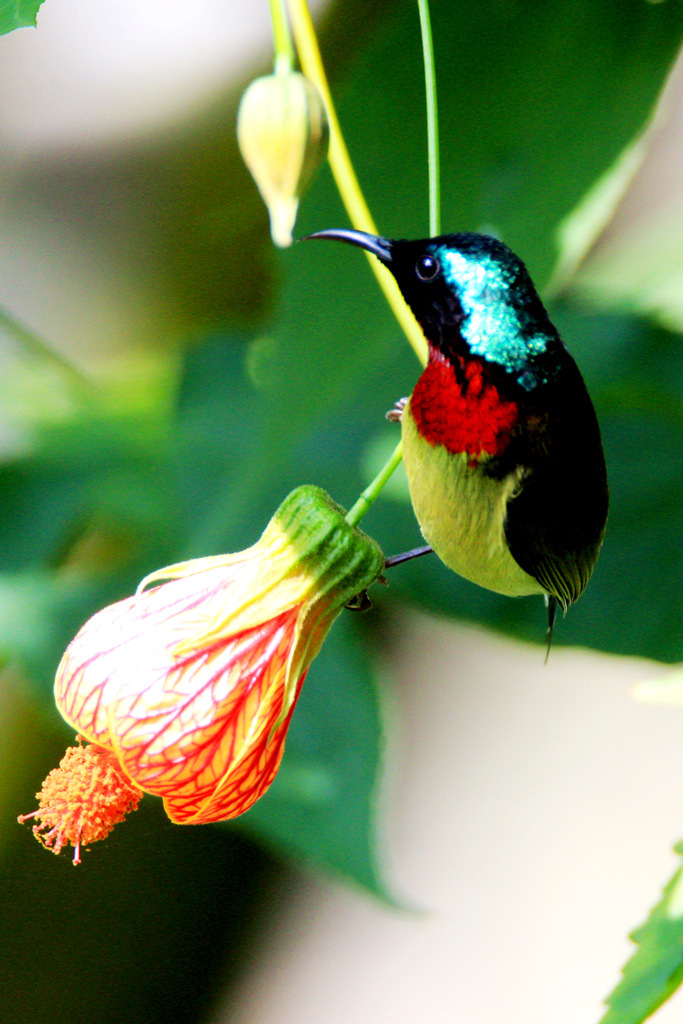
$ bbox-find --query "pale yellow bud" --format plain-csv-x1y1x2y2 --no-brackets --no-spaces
237,70,329,247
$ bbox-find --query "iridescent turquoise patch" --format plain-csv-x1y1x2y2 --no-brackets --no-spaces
437,246,552,388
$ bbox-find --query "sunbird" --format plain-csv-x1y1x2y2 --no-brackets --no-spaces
307,229,609,637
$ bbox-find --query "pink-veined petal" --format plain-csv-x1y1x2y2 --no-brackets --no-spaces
105,606,302,820
55,559,254,742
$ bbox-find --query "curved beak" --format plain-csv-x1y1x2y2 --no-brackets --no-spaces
303,228,393,265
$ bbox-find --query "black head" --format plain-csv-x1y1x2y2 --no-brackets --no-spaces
305,228,562,389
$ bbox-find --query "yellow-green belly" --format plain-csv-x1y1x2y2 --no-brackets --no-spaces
401,400,544,598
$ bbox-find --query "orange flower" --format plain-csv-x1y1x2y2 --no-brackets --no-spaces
20,486,384,860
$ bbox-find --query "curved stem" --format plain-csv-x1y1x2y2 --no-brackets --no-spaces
417,0,440,236
345,441,404,528
285,0,427,367
269,0,295,73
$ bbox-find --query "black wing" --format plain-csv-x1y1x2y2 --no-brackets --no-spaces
504,355,609,609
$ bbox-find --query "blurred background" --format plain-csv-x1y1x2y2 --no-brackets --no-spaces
0,2,682,1023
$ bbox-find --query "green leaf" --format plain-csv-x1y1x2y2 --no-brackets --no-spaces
0,0,45,34
236,614,389,896
5,297,678,901
600,843,683,1024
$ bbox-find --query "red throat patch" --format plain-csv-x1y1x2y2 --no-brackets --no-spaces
410,352,519,458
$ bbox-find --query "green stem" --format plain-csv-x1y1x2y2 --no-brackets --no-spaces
269,0,295,72
345,441,403,528
417,0,440,236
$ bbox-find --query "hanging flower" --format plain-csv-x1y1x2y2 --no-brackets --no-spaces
19,485,384,862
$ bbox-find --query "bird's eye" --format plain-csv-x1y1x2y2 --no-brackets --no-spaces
415,254,439,282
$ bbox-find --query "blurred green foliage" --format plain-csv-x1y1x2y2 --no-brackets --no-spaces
1,1,682,1022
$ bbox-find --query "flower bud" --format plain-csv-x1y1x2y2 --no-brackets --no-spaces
237,70,329,247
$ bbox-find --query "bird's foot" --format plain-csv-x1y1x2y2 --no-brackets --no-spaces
385,397,408,423
346,590,373,611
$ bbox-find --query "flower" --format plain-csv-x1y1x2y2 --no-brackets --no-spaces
237,70,329,247
19,485,384,861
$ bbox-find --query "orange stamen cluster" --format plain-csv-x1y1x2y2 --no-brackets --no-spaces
18,741,142,865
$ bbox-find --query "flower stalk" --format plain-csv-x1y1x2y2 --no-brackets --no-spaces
417,0,440,237
345,441,404,528
269,0,295,73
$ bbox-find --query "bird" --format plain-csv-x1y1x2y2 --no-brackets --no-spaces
305,228,609,639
